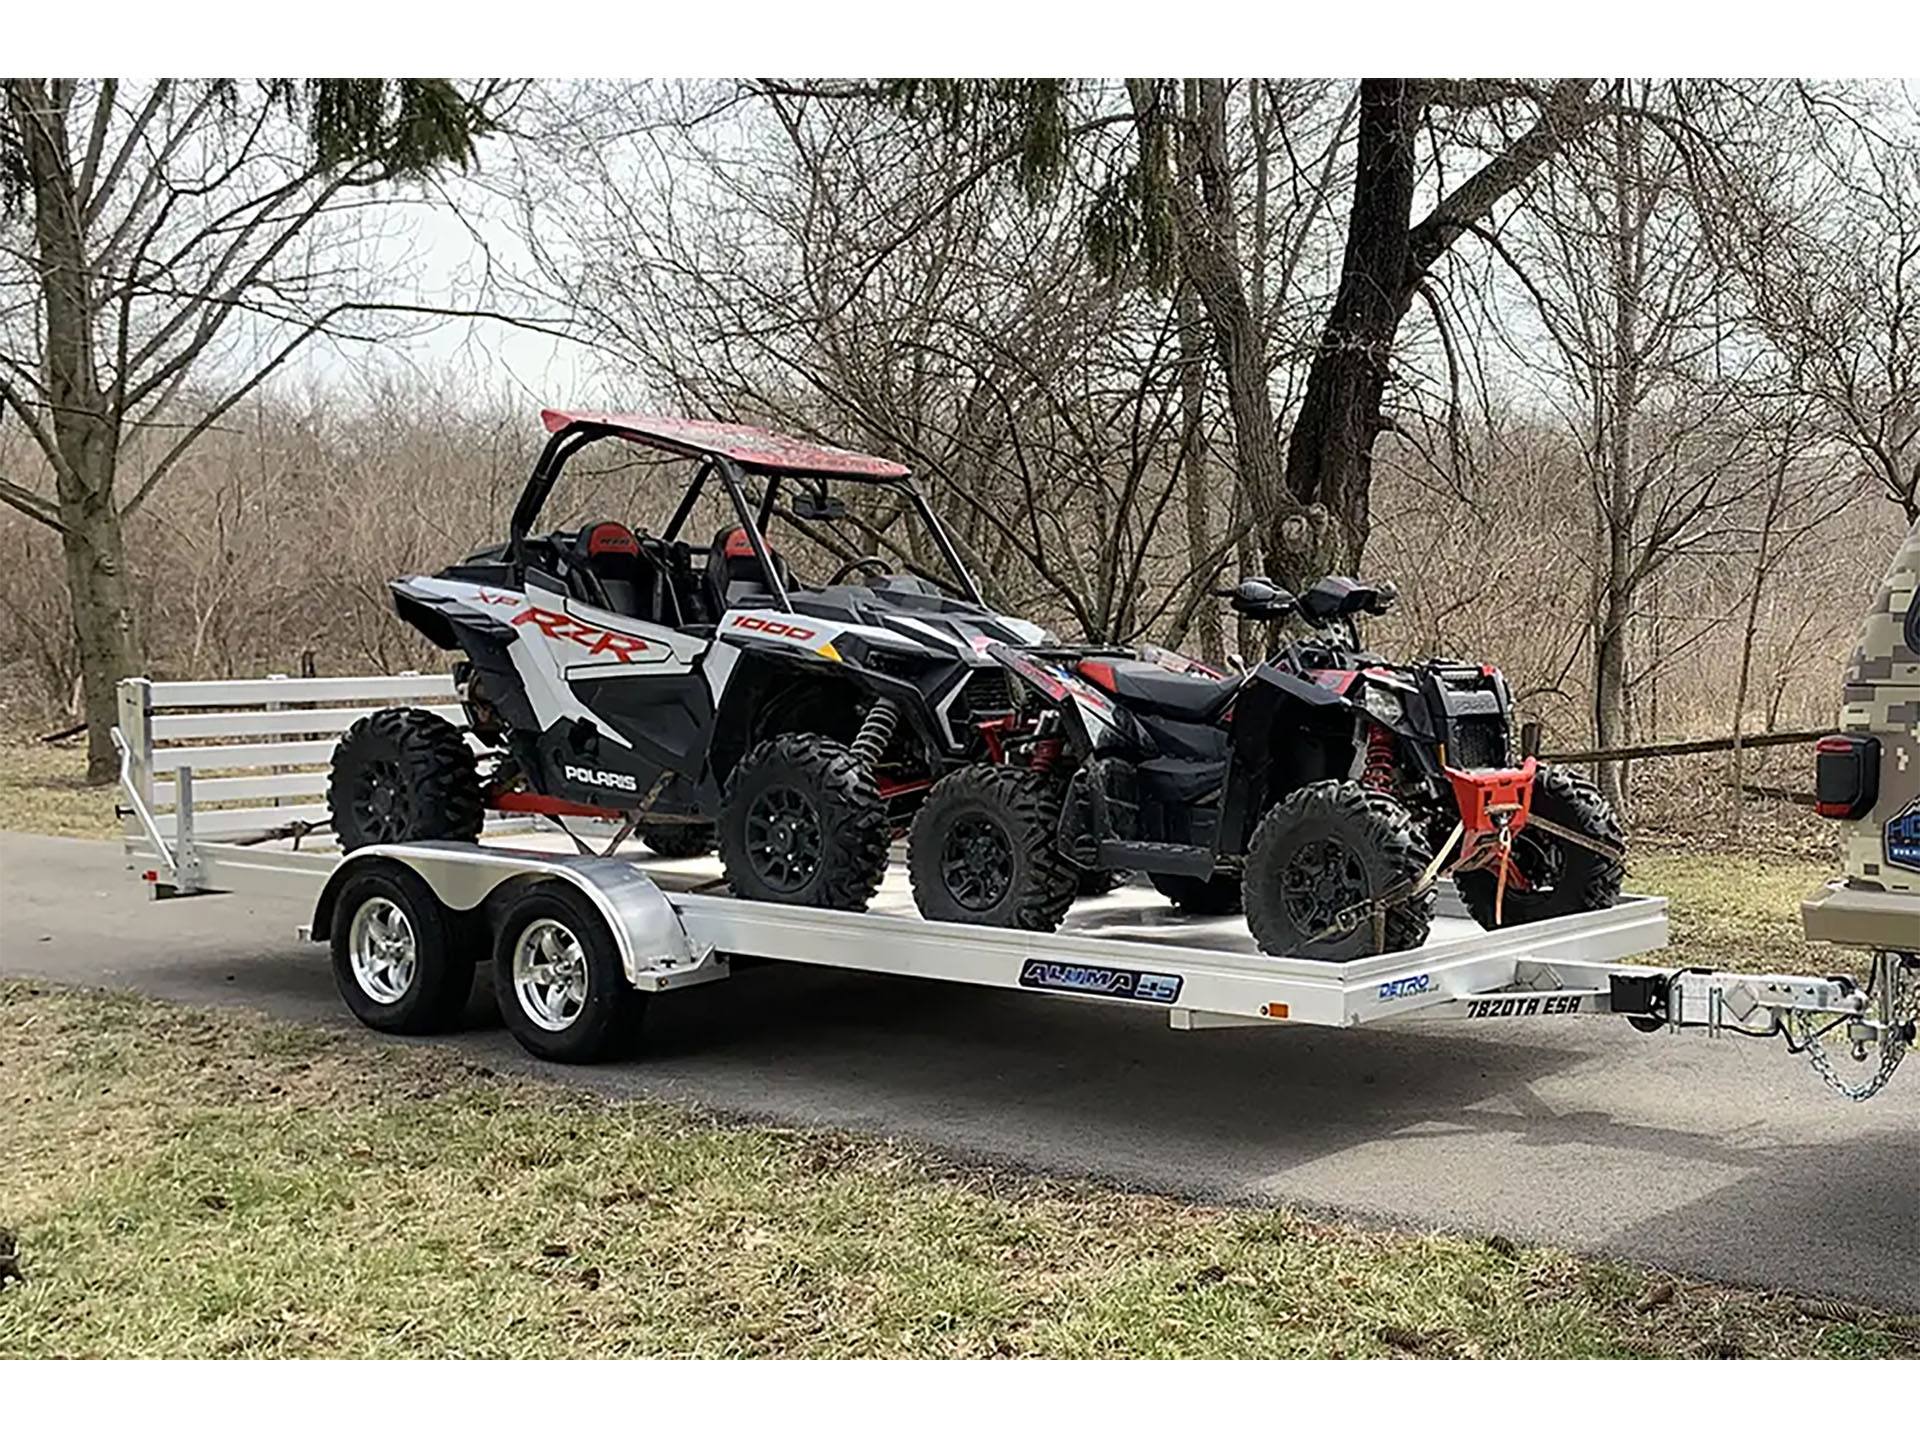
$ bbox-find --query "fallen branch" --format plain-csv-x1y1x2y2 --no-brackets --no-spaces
1541,729,1826,765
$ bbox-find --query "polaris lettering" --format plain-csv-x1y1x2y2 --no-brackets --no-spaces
564,764,638,792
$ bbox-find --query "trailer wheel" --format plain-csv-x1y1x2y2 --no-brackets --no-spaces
1150,870,1243,915
328,707,483,851
639,821,717,859
1243,780,1434,960
1456,765,1625,930
329,863,478,1034
493,883,644,1064
908,765,1078,931
719,735,889,910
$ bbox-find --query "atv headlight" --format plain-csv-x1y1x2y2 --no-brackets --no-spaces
1363,686,1403,725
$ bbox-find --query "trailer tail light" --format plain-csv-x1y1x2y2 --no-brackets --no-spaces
1814,734,1879,820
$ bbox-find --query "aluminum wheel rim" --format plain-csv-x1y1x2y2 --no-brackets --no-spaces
512,917,589,1032
348,896,417,1004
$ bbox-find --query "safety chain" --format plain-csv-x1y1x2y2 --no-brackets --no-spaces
1787,955,1919,1103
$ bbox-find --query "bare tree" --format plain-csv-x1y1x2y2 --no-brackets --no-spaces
1498,84,1767,808
0,78,499,777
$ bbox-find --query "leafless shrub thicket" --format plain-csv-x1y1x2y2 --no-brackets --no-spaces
4,77,1916,841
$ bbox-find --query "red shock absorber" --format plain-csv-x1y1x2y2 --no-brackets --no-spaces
1029,736,1063,772
1362,722,1397,793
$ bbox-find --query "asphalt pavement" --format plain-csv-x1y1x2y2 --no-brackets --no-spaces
4,830,1916,1309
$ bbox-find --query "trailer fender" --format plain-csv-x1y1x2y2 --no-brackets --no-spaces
312,842,701,986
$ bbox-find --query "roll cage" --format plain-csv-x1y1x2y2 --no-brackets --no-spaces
511,411,985,614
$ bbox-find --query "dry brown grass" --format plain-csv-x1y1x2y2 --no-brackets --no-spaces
0,738,116,839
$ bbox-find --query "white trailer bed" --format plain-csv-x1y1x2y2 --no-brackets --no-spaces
110,674,1915,1093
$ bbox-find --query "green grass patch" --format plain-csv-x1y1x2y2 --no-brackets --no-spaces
1628,847,1850,975
1,981,1911,1359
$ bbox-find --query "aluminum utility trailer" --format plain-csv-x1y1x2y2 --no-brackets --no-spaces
113,674,1917,1094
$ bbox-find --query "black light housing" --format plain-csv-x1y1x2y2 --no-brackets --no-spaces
1814,734,1880,820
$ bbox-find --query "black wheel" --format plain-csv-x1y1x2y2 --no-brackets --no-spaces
719,735,889,909
328,862,479,1034
907,765,1078,931
493,882,645,1063
1150,870,1243,915
328,707,484,851
1456,764,1626,930
1243,780,1434,961
638,821,717,859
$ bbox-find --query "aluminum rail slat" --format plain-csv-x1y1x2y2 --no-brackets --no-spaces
153,772,330,805
147,675,457,707
150,704,464,740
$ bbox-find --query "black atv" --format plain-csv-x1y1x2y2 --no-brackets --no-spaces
906,575,1625,959
327,410,1051,911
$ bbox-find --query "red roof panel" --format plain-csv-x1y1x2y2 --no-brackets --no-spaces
541,410,910,480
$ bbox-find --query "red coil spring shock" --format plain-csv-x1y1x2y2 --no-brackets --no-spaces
1030,736,1063,772
1362,722,1397,793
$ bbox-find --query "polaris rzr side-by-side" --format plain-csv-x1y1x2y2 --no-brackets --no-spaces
906,575,1626,959
328,410,1048,910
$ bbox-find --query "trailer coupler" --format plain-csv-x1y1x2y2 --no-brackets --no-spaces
1612,951,1918,1102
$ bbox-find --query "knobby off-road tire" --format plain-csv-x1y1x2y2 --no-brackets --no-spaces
1456,764,1626,931
719,734,890,910
1150,870,1244,915
329,861,479,1034
328,707,484,851
908,765,1079,931
493,881,646,1064
638,821,718,859
1243,779,1435,961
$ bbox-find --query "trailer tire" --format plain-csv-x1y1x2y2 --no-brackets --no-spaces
1150,870,1243,915
493,883,645,1064
638,821,717,859
719,735,889,910
1243,780,1434,960
908,765,1078,931
329,707,484,851
329,863,479,1034
1456,764,1625,930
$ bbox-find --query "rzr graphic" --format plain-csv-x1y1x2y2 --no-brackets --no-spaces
905,575,1627,959
327,410,1049,911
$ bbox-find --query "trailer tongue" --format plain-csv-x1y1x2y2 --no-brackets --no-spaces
109,671,1917,1097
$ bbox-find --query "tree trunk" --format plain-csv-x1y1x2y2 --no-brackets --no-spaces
12,79,140,782
59,484,142,781
1149,80,1297,570
1276,79,1421,586
1592,101,1641,816
1174,287,1222,664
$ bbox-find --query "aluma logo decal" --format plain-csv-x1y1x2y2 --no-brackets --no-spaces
1019,960,1182,1005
